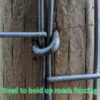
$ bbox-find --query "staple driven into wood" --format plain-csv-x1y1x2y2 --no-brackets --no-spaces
32,31,60,55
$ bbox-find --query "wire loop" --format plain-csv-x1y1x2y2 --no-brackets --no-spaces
32,30,60,56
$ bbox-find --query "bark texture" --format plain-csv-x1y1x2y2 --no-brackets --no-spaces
0,0,95,100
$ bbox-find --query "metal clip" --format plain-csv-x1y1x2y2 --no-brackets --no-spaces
32,31,60,55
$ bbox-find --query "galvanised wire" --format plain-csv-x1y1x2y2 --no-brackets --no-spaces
47,73,100,83
93,0,99,100
33,31,60,55
38,0,46,100
0,32,47,37
47,0,54,100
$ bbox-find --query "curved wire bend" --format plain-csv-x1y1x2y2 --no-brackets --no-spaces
32,31,60,55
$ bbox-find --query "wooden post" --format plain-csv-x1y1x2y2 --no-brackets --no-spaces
53,0,94,100
0,0,40,100
0,0,95,100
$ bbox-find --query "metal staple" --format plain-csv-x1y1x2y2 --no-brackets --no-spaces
32,31,60,55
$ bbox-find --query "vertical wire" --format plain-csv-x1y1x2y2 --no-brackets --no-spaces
38,0,42,100
93,0,98,100
38,0,41,32
41,1,46,100
38,0,46,100
47,0,54,37
47,0,54,100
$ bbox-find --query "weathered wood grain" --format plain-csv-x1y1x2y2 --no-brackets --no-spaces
86,0,94,100
53,0,94,100
0,0,40,100
0,0,95,100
